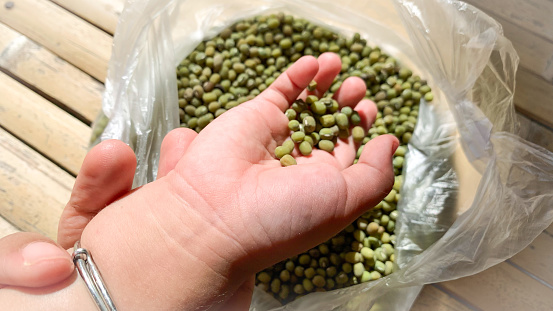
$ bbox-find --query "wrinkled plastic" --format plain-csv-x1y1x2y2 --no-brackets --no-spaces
95,0,553,310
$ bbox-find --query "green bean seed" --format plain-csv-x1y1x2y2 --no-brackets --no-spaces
352,126,364,142
353,262,365,278
351,111,361,125
384,261,394,275
304,267,316,279
275,146,291,159
367,222,379,235
280,270,291,282
341,106,353,118
271,278,281,293
311,101,327,114
318,140,334,152
257,272,271,283
279,284,290,300
294,266,305,277
371,271,382,280
291,131,305,143
424,91,434,101
360,271,371,283
197,113,214,129
335,113,349,129
299,141,312,156
293,283,305,294
308,80,317,91
278,141,293,155
280,155,296,166
319,115,335,127
334,272,348,285
345,252,363,264
303,278,314,292
288,120,300,131
375,261,386,275
360,247,374,261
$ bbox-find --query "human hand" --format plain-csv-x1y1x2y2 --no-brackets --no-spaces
58,130,200,249
0,130,200,311
0,139,137,290
0,139,135,290
171,52,397,266
0,232,73,289
76,53,398,310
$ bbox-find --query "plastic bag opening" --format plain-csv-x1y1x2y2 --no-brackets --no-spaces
97,0,553,310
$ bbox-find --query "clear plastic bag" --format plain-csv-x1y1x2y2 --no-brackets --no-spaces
95,0,553,309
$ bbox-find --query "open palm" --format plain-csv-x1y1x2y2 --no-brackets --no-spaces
169,53,398,271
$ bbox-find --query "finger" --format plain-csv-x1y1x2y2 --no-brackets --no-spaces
0,233,73,288
353,99,378,130
257,55,319,112
157,128,198,179
58,140,136,249
299,52,342,99
342,135,399,216
333,76,367,108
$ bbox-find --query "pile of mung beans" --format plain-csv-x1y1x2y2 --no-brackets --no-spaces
175,13,431,304
275,94,365,167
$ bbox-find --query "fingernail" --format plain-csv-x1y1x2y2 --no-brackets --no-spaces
22,242,68,266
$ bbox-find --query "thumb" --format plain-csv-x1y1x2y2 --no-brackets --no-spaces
0,232,73,288
342,134,399,216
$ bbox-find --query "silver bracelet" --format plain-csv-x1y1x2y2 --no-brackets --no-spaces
72,241,118,311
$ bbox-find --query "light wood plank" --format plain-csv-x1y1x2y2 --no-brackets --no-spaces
497,15,553,81
466,1,553,81
49,0,125,35
0,71,90,175
518,114,553,152
514,69,553,129
547,222,553,235
509,233,553,286
508,115,553,288
411,285,473,311
0,22,104,123
0,0,112,82
440,262,553,311
0,217,20,238
466,0,553,42
0,128,74,239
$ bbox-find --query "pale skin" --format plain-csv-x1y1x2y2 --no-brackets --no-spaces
0,53,398,310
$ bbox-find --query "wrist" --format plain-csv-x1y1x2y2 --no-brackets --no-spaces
80,177,249,310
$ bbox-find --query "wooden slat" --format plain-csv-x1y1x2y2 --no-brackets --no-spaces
440,262,553,311
411,285,473,311
0,22,104,123
518,114,553,152
504,115,553,288
509,233,553,286
0,71,90,175
514,68,553,129
0,128,74,239
49,0,125,35
0,0,112,82
498,16,553,81
0,216,20,238
467,1,553,81
466,0,553,43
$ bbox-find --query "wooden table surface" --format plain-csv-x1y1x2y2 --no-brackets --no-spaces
1,0,552,310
